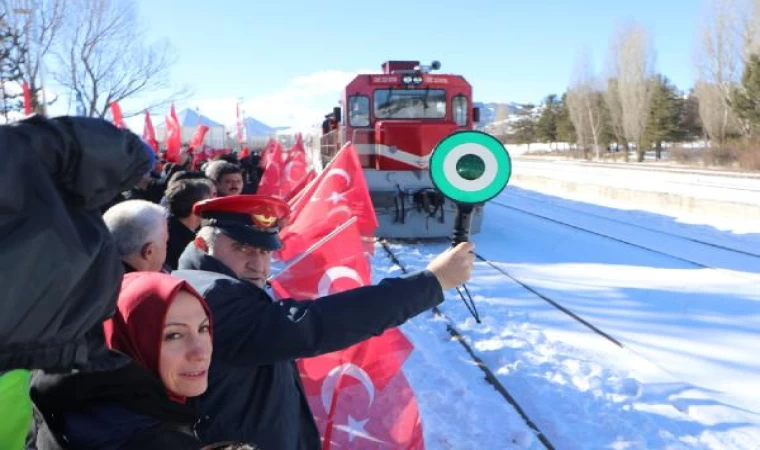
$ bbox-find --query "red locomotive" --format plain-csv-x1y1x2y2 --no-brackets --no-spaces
320,60,485,239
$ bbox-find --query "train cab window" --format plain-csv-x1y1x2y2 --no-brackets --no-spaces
348,96,370,127
374,89,447,119
453,95,468,126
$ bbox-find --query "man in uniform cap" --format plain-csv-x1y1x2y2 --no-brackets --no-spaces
173,194,474,450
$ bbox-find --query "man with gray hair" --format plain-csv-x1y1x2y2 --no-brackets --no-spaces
103,199,169,273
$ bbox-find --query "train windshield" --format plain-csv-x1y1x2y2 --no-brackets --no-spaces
374,89,447,119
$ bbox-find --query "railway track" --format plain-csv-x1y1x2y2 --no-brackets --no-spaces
490,201,760,273
379,192,760,448
379,229,726,448
515,157,760,180
495,195,760,259
379,236,674,448
379,240,556,450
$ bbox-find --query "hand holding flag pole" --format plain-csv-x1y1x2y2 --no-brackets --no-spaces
429,130,512,323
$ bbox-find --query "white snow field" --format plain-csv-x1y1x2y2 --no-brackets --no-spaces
370,162,760,450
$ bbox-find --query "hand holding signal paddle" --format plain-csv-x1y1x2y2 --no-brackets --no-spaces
429,130,513,321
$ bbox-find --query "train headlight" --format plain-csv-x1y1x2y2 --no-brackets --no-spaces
402,75,413,84
413,75,423,84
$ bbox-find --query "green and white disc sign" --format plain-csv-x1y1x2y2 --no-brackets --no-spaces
429,130,512,204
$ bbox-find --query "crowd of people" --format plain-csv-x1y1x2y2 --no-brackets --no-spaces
0,115,474,450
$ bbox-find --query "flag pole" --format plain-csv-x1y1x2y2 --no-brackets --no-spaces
288,141,352,211
268,216,358,282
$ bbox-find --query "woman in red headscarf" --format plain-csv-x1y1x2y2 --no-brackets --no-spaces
29,272,218,449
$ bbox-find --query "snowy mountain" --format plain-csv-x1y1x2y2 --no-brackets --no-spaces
473,102,523,126
475,101,544,134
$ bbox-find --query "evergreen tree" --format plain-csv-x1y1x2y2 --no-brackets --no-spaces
536,94,560,148
556,92,576,146
679,89,703,141
513,103,537,150
644,75,681,159
731,53,760,137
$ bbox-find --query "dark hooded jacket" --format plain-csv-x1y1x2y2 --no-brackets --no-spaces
29,354,203,450
29,272,222,450
0,115,152,372
173,244,445,449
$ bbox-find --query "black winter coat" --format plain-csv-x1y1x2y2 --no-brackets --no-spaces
28,352,204,450
165,215,197,271
173,245,444,450
0,115,152,372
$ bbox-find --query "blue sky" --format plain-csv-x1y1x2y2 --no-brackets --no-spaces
70,0,709,129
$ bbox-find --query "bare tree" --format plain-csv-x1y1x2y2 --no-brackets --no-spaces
491,103,511,140
53,0,190,118
695,81,739,144
603,38,629,158
610,21,656,162
740,0,759,59
567,48,604,159
566,87,588,154
695,0,755,138
0,12,27,121
602,79,627,156
1,0,65,114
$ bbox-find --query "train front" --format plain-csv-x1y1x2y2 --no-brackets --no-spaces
341,60,484,239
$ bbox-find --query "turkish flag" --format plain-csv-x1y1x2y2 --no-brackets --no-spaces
257,142,285,197
287,171,317,209
286,143,375,230
284,169,316,203
165,104,182,163
189,124,209,151
270,217,371,300
269,218,424,450
282,138,309,198
110,102,126,129
142,110,159,153
260,138,277,168
22,81,32,115
277,142,378,262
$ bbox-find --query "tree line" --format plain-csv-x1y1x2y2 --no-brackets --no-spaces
491,0,760,168
0,0,189,122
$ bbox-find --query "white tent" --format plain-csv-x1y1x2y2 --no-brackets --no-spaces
155,109,227,148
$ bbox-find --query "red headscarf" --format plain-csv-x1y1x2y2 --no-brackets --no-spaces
104,272,213,403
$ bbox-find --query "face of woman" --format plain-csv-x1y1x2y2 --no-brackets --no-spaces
159,290,212,397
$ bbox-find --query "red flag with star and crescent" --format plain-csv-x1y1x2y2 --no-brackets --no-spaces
283,169,316,203
260,138,278,168
269,218,425,450
277,142,378,262
256,141,285,197
282,134,309,197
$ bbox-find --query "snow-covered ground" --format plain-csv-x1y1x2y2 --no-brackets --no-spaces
511,158,760,207
373,171,760,449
